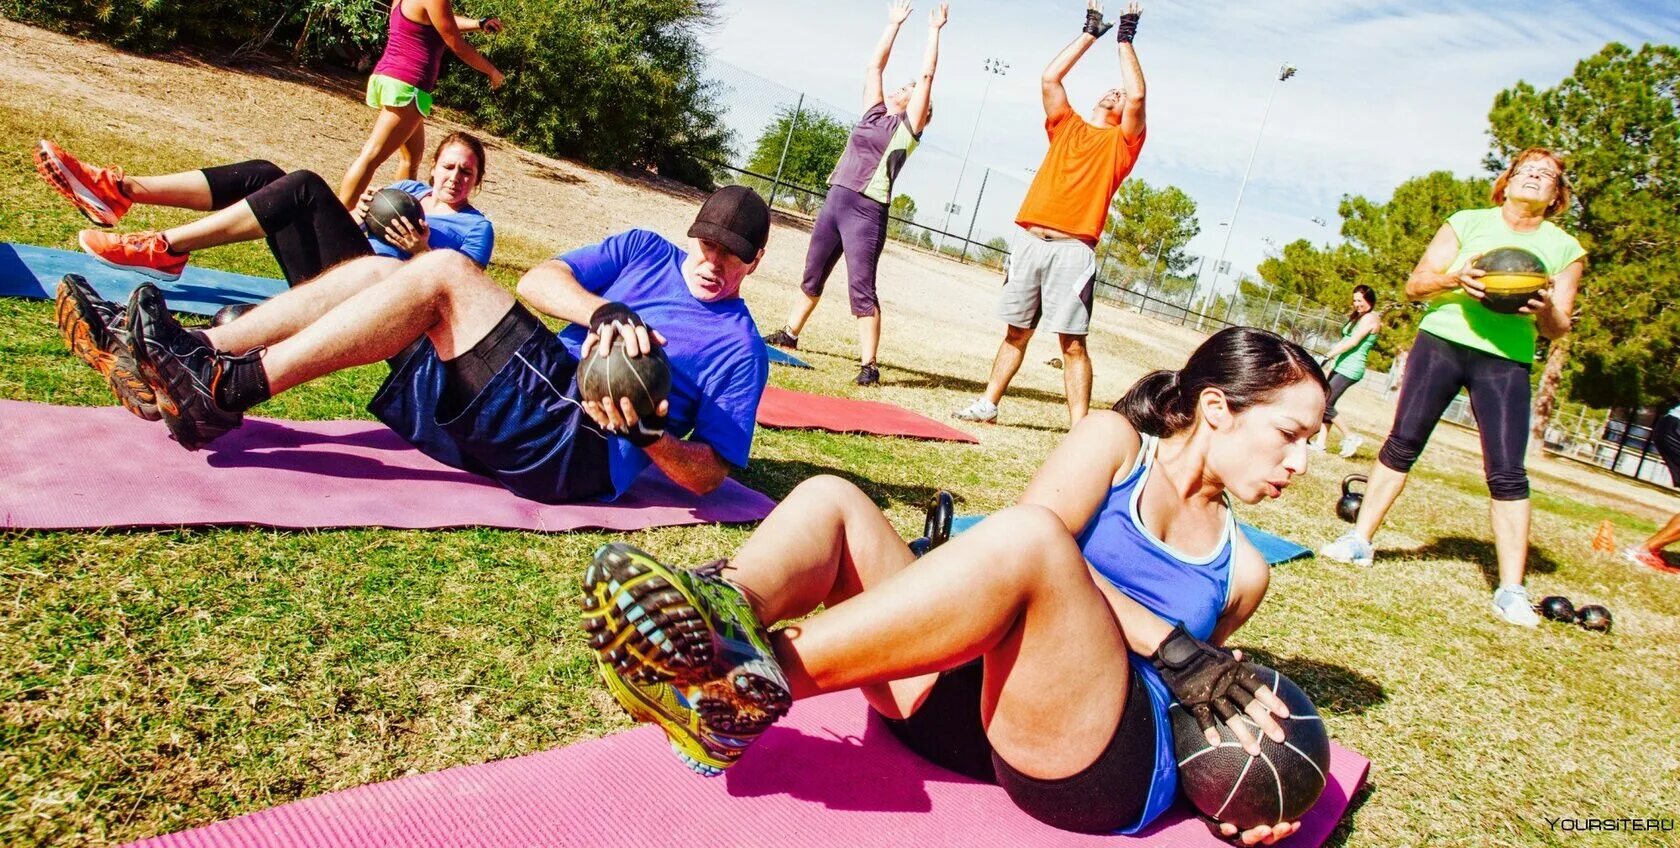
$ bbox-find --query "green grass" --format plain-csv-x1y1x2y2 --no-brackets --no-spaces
3,78,1679,848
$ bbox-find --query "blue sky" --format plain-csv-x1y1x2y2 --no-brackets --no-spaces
701,0,1678,290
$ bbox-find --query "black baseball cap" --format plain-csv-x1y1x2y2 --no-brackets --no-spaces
688,185,770,264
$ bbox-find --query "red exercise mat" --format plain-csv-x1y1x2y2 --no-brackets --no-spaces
758,386,981,443
125,688,1368,848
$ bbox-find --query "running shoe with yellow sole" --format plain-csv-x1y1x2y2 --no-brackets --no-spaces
35,139,132,227
594,656,762,777
581,543,792,774
54,274,159,420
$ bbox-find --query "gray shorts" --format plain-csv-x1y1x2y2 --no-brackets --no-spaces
996,227,1097,335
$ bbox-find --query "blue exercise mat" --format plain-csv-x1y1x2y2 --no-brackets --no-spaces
765,346,813,369
948,514,1312,565
0,242,287,318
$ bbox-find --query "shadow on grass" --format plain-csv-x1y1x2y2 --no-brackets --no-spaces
1230,649,1389,717
1395,534,1563,587
881,362,1075,409
1323,782,1377,848
740,456,954,514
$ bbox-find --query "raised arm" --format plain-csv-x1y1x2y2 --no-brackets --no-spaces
864,0,915,109
419,0,503,88
904,3,946,135
1114,2,1147,143
1042,3,1105,122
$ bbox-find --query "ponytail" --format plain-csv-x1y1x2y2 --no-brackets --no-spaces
1118,369,1193,437
1116,327,1328,437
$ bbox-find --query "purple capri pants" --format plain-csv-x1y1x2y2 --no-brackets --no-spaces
801,184,890,316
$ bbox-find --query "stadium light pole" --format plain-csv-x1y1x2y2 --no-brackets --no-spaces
1205,63,1296,308
940,57,1010,248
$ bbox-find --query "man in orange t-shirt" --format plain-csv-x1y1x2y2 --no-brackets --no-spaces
955,0,1147,427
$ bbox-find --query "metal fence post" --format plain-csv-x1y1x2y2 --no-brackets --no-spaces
959,168,991,264
767,93,804,211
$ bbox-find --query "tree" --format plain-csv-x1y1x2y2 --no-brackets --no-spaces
888,194,919,240
441,0,734,189
743,106,850,214
1099,180,1201,273
1256,171,1488,373
1484,42,1680,433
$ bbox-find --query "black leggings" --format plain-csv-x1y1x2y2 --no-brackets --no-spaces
1654,415,1680,482
1378,331,1532,500
1323,372,1358,422
880,659,1157,834
201,160,372,286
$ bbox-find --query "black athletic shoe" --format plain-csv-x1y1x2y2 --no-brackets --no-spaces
762,328,799,350
854,362,880,387
128,284,243,450
54,275,159,421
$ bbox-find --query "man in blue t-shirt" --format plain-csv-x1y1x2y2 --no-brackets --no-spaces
122,186,773,505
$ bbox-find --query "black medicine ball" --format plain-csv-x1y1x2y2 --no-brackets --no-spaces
1169,663,1332,831
577,334,672,425
365,188,425,245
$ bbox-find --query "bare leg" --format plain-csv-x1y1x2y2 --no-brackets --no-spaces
1489,499,1531,588
1058,333,1091,425
981,324,1034,405
747,497,1132,779
123,171,216,210
158,200,266,253
206,256,403,353
259,251,513,394
1353,461,1409,542
397,122,427,183
338,105,426,208
858,312,881,366
782,291,821,337
1643,513,1680,553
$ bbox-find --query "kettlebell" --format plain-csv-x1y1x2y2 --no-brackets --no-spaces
1575,604,1613,633
1336,474,1367,524
1534,595,1576,623
924,490,955,551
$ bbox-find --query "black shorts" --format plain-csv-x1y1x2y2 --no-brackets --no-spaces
1654,415,1680,483
879,659,1157,834
368,304,615,504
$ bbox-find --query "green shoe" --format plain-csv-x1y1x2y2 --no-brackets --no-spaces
595,656,768,777
581,543,792,771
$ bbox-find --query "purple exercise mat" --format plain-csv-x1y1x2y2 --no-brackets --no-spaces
0,400,773,532
122,689,1369,848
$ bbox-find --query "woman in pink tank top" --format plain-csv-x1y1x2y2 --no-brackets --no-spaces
337,0,505,209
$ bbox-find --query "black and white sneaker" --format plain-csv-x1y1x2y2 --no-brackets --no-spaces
854,362,880,386
762,328,799,350
127,284,246,450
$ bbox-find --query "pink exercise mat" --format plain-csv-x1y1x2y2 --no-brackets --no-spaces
123,688,1368,848
759,386,982,443
0,400,773,532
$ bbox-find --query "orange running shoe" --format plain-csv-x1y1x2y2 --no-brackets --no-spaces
78,230,188,282
35,140,132,227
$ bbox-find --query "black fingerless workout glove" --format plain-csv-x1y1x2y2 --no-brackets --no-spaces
1150,623,1266,736
589,301,648,340
1083,8,1113,38
620,410,667,448
1115,11,1140,43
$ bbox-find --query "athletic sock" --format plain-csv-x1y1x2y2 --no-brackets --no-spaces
216,354,272,412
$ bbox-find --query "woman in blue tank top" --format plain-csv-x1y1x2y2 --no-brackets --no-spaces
580,327,1328,845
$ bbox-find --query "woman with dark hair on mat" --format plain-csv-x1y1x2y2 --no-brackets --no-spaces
761,0,945,387
1321,147,1586,628
581,326,1327,845
337,0,504,208
1309,285,1380,458
38,133,493,421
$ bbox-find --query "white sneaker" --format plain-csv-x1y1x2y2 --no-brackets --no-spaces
1492,586,1541,627
1308,440,1327,453
954,398,998,423
1339,435,1365,459
1320,531,1374,567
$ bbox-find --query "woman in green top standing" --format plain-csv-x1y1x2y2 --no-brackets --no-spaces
1311,285,1380,457
1322,148,1586,628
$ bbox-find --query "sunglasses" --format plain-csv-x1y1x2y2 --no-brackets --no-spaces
1513,165,1560,181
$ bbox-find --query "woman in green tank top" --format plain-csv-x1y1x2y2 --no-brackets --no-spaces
1310,285,1379,457
1322,148,1588,629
